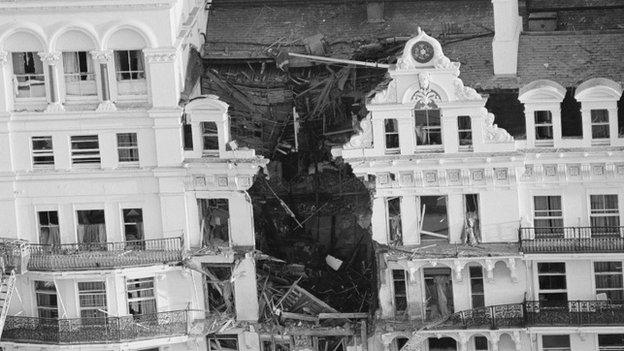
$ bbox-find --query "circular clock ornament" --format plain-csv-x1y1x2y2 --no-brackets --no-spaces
411,41,434,63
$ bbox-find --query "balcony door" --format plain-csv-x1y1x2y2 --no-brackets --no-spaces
424,268,453,320
537,262,568,308
590,195,620,237
76,210,106,249
533,196,564,238
123,208,144,249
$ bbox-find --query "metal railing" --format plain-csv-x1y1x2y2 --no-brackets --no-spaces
2,310,188,344
28,237,183,271
519,226,624,253
432,300,624,330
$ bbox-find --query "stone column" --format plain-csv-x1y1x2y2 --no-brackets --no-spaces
38,51,64,112
0,51,12,112
90,50,116,112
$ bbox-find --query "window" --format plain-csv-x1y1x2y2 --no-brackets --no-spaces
387,197,402,245
115,50,145,81
32,136,54,166
384,119,400,152
201,122,219,153
123,209,144,243
457,115,472,147
392,337,408,351
464,194,480,245
538,262,567,306
208,335,238,351
127,277,156,316
117,133,139,163
182,120,193,150
392,269,407,314
542,335,570,351
71,135,100,164
598,334,624,351
203,264,234,313
35,281,58,318
470,266,485,308
590,195,620,236
595,262,623,301
419,196,448,242
534,110,553,141
424,267,453,319
62,52,96,97
262,338,291,351
475,336,489,351
591,109,610,140
12,52,45,98
76,210,106,245
78,281,107,323
38,211,60,245
198,199,230,246
415,109,441,145
533,196,563,237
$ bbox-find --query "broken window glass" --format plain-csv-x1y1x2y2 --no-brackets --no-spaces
419,196,448,242
462,194,480,245
415,109,441,145
12,52,46,98
208,335,239,351
387,197,402,245
202,264,234,314
424,268,453,320
76,210,106,246
198,198,230,246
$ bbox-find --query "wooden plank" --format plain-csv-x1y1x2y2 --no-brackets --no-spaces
281,311,318,322
317,313,368,319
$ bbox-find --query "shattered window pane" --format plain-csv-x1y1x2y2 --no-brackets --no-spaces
203,264,234,313
419,196,448,241
208,335,239,351
387,197,402,245
198,198,230,246
424,268,453,320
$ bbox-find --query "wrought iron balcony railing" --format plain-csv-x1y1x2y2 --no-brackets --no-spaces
519,226,624,253
433,300,624,330
27,237,184,271
1,310,189,344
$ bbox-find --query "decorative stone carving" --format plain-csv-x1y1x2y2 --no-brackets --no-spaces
494,168,508,181
44,102,65,113
423,170,437,184
592,163,605,176
96,100,117,112
411,72,441,109
378,173,390,185
38,51,61,65
617,164,624,176
453,78,481,101
447,169,461,183
144,48,177,63
217,176,228,187
90,50,113,63
0,51,8,66
484,259,495,282
482,109,513,143
453,260,464,281
400,172,414,185
344,113,373,149
544,164,557,177
490,332,501,351
434,56,460,76
193,175,207,187
471,169,485,182
371,80,397,104
567,164,581,177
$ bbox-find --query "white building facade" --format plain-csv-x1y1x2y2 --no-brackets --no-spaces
333,30,624,351
0,1,267,350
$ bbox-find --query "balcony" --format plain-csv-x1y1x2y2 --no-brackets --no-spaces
1,310,188,344
519,226,624,253
434,300,624,330
27,237,184,271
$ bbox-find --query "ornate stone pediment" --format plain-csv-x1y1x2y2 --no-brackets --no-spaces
344,113,373,149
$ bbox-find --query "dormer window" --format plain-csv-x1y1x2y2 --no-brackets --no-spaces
384,119,400,153
114,50,146,96
415,109,441,145
201,121,219,154
62,52,96,97
534,110,554,142
12,52,45,98
591,109,610,140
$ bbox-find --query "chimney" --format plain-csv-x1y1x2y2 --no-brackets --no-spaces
367,2,384,23
491,0,522,75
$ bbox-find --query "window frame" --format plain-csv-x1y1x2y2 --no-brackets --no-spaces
384,118,400,153
414,109,442,146
457,115,472,149
536,262,568,305
594,261,623,302
126,277,157,316
469,266,485,308
62,51,97,99
589,194,620,236
35,280,58,319
77,281,107,322
591,109,610,141
200,121,219,154
534,110,554,143
541,335,571,351
70,135,101,165
391,269,408,315
533,195,564,238
208,335,239,351
116,132,140,164
32,136,55,168
37,210,60,245
386,197,402,246
11,51,47,100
